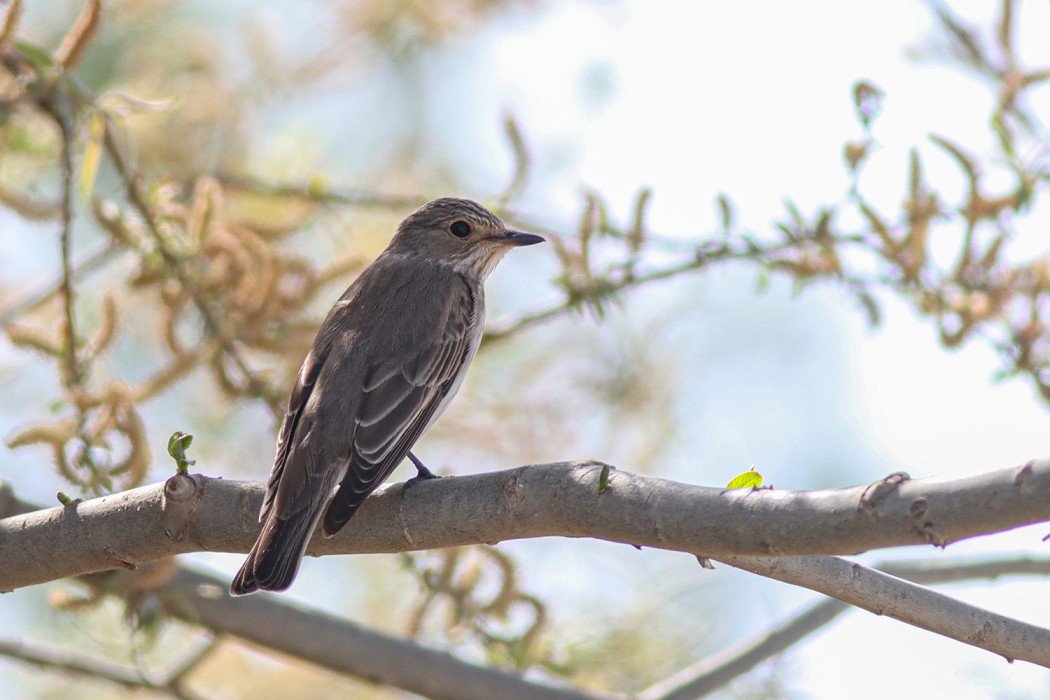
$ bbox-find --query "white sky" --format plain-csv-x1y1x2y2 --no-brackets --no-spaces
475,2,1050,697
484,0,1050,469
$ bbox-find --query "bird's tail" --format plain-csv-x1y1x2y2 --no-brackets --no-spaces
230,513,317,596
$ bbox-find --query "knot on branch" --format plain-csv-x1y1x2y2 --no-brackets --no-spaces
161,473,203,542
163,473,197,503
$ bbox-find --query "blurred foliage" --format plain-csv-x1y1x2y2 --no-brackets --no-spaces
401,546,557,672
0,0,1049,697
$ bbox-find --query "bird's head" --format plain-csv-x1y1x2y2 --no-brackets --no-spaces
389,198,544,279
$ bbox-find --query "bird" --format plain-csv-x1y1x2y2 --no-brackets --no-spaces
230,197,544,595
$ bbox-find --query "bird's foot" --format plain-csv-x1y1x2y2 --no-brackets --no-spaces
403,451,442,492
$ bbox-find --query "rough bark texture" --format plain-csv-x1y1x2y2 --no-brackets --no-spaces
2,458,1049,591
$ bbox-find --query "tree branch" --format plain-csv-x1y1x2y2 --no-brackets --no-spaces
3,458,1050,681
642,557,1050,700
2,493,605,700
640,597,847,700
721,554,1050,666
3,460,1049,592
147,566,606,700
0,636,206,699
4,467,1050,695
0,638,157,692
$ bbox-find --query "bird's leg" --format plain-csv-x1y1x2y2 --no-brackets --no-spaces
405,451,441,483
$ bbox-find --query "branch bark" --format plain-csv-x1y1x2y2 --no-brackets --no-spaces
154,567,605,700
640,557,1050,699
2,459,1050,684
721,554,1050,666
3,459,1049,592
0,638,175,694
3,462,1050,696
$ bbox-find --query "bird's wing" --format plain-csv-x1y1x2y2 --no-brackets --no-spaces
259,347,326,522
321,275,478,535
239,326,352,593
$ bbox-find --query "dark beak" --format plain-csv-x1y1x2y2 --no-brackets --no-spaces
493,230,545,247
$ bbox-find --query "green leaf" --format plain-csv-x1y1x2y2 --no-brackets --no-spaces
726,467,764,489
13,40,55,71
755,266,771,292
79,111,105,199
716,193,734,231
851,80,884,129
307,175,329,197
167,431,196,474
855,290,881,326
598,464,610,494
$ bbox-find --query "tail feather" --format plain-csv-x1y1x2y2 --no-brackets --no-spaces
321,492,367,537
230,514,316,596
230,546,260,595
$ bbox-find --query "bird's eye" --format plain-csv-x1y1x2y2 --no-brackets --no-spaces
450,220,471,238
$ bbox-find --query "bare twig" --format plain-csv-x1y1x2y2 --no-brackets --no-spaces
43,88,81,387
722,554,1050,666
640,598,846,700
0,242,118,329
100,119,281,410
483,234,860,343
213,172,424,209
496,114,530,206
0,0,23,51
52,0,100,72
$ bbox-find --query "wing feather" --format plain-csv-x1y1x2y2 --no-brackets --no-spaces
321,275,479,535
260,347,325,521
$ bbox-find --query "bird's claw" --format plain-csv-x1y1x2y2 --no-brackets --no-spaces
403,451,442,493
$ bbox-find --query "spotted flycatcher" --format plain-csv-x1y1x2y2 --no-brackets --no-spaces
230,198,544,595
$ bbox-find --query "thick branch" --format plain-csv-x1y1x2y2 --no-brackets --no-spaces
2,465,1050,696
3,459,1050,592
151,566,605,700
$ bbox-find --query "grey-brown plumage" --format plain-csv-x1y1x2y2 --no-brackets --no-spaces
230,198,543,595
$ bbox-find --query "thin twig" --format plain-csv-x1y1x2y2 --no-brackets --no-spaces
0,242,118,329
641,556,1050,700
640,598,846,700
100,118,281,411
483,235,857,343
214,172,424,209
0,637,178,696
46,88,81,387
163,637,219,695
496,114,530,206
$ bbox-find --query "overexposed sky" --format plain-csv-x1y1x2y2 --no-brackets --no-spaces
485,0,1049,471
476,2,1050,697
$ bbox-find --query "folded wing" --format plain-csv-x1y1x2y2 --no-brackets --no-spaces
321,276,478,535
